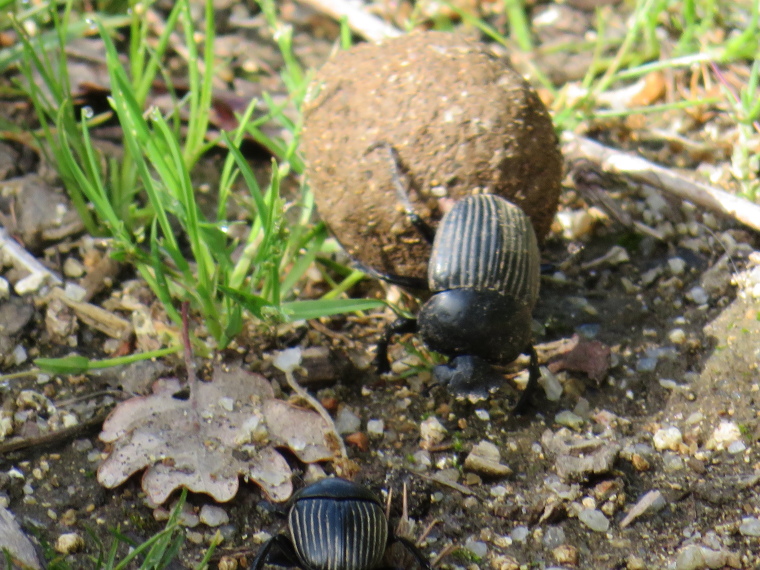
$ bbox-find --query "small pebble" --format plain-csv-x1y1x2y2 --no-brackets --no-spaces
63,257,85,278
727,440,746,454
542,526,566,549
419,416,447,450
555,410,584,430
578,509,610,532
199,505,229,527
474,409,490,421
12,344,27,365
366,419,384,436
668,328,686,344
55,532,84,554
668,257,686,275
511,526,530,542
335,407,361,435
708,421,742,450
653,426,682,451
64,282,87,302
490,485,508,498
636,357,658,372
686,285,709,305
552,544,579,566
739,517,760,537
539,367,563,401
0,277,9,299
464,537,488,559
620,490,666,528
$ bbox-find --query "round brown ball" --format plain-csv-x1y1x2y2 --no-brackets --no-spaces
302,31,562,281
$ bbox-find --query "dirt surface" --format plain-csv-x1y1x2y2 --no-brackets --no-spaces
2,2,760,570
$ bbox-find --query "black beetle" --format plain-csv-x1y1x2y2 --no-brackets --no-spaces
250,477,431,570
371,143,542,406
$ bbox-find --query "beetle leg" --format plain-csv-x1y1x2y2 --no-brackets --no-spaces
249,534,301,570
376,317,419,374
365,141,436,244
390,535,433,570
512,344,540,414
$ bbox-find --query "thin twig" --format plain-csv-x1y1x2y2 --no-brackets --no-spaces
562,132,760,234
295,0,401,42
0,410,111,455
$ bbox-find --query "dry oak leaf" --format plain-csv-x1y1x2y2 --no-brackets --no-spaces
97,367,334,504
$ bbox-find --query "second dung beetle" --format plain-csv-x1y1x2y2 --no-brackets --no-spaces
372,144,542,407
250,477,431,570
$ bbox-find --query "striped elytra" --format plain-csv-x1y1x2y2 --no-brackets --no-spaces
288,484,388,570
428,194,540,307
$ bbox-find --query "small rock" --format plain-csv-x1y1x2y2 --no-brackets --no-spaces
619,490,666,528
727,440,746,454
739,517,760,537
334,407,361,435
653,426,682,451
419,416,447,450
463,537,488,559
199,505,229,527
668,257,686,275
542,526,566,549
413,450,431,468
464,440,512,477
366,419,384,436
707,421,742,451
552,544,579,566
685,285,709,305
0,278,9,300
668,328,686,344
555,410,584,430
578,508,609,532
675,545,740,570
63,257,85,278
539,367,563,401
55,532,84,554
511,526,530,542
63,282,87,302
474,409,490,421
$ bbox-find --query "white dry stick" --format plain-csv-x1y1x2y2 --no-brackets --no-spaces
0,225,62,293
562,132,760,234
296,0,402,42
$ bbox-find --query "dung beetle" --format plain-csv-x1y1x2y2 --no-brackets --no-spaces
250,477,431,570
371,144,542,407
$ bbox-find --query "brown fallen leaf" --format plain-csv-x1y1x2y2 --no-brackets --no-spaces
97,366,334,504
548,336,611,383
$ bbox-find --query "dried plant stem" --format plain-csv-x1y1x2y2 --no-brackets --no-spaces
295,0,401,41
283,368,348,460
562,132,760,233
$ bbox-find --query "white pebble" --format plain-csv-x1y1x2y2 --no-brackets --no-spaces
366,419,384,436
12,344,27,365
653,426,682,451
739,517,760,537
578,509,610,532
474,409,490,421
64,282,87,302
554,410,584,430
511,526,530,542
709,421,742,450
668,328,686,344
539,366,563,401
0,277,9,299
686,285,709,305
464,538,488,558
727,440,746,454
335,407,361,434
668,257,686,275
199,505,229,527
420,416,447,449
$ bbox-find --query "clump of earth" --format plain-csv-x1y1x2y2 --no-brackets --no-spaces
302,31,562,281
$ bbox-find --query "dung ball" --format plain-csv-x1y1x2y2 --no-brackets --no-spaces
302,31,562,281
